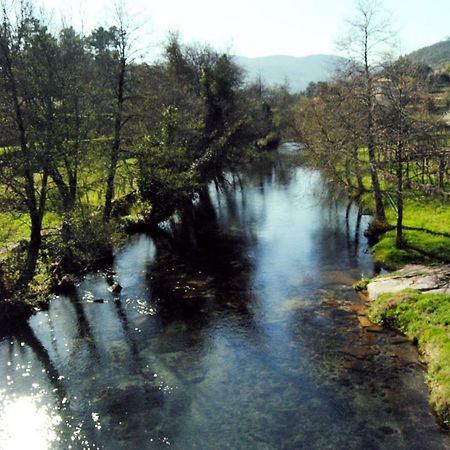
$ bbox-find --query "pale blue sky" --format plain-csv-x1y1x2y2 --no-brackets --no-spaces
39,0,450,59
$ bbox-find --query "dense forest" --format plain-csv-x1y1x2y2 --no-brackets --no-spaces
0,4,297,311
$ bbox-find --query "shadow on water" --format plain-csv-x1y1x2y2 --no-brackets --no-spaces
1,145,449,449
146,183,258,327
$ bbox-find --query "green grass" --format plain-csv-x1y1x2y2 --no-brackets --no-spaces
348,153,450,269
0,213,29,247
368,290,450,429
373,229,450,270
385,197,450,236
373,196,450,269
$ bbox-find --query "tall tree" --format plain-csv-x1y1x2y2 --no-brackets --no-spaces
51,27,93,213
89,7,134,222
0,5,50,290
338,0,393,223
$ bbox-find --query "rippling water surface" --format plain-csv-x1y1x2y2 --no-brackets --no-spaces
1,144,449,449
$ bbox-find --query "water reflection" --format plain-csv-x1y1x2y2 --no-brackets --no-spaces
0,145,449,449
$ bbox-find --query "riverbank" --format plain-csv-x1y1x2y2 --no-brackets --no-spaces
372,196,450,270
363,266,450,430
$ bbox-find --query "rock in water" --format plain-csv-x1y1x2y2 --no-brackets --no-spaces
108,283,122,293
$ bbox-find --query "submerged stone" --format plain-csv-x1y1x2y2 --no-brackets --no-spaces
108,282,123,293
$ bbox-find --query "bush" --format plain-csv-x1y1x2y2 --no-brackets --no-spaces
43,213,115,275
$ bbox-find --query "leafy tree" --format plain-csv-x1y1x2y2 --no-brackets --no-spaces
297,80,365,195
137,106,198,224
52,27,93,212
0,6,50,291
89,16,133,222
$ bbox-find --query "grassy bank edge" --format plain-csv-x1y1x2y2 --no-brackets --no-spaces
366,289,450,430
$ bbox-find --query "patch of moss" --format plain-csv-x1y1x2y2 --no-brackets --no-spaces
353,277,371,291
368,290,450,430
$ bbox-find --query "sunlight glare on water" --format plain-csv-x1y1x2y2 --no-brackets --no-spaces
0,395,62,450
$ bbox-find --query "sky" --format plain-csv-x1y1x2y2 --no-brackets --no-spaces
39,0,450,60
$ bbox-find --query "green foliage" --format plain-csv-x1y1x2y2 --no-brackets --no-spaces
0,243,28,295
43,213,114,275
369,291,450,427
0,4,274,303
137,107,199,224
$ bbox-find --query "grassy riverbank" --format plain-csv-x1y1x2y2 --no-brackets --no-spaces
348,157,450,430
368,290,450,429
373,196,450,269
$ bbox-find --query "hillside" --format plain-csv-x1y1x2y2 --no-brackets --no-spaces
235,54,345,92
407,39,450,67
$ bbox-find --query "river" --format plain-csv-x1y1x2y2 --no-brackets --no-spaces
0,143,448,449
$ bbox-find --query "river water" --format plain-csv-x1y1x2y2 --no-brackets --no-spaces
0,144,448,449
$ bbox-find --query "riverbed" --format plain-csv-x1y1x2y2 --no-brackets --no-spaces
1,144,448,449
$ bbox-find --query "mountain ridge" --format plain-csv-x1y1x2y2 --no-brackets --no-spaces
234,54,345,92
406,38,450,67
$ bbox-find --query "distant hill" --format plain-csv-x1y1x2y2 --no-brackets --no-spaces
407,39,450,67
234,54,345,92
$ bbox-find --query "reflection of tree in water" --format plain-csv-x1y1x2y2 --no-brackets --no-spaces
5,324,68,400
309,174,372,274
148,183,257,324
146,153,319,323
245,153,299,190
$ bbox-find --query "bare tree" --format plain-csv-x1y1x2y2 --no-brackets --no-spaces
377,59,441,248
337,0,395,224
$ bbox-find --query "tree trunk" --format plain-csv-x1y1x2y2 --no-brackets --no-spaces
438,157,445,190
16,214,42,291
405,157,411,189
344,157,353,190
364,33,385,223
368,138,385,222
352,146,364,195
0,35,48,292
395,142,405,248
104,56,126,222
0,265,7,300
